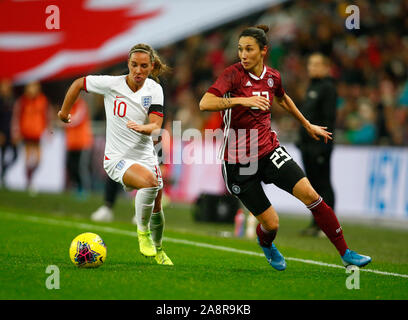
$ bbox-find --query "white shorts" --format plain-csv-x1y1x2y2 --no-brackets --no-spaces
103,156,163,191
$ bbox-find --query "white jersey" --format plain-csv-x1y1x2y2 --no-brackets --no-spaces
85,75,163,162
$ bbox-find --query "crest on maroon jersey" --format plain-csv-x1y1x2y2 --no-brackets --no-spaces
231,184,241,194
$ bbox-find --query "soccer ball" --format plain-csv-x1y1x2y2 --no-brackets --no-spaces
69,232,107,268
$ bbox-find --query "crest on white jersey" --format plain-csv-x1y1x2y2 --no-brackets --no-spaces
115,159,126,170
245,80,252,87
142,96,152,109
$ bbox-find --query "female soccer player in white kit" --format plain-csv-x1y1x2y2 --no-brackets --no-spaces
58,44,173,265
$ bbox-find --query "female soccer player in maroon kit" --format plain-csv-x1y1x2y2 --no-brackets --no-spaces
200,25,371,270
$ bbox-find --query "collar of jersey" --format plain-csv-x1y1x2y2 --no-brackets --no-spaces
124,75,145,95
248,65,267,81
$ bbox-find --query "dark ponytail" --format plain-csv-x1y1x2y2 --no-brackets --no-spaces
239,25,269,49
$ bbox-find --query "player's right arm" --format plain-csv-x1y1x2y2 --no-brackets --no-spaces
199,92,270,111
199,65,270,112
58,77,85,123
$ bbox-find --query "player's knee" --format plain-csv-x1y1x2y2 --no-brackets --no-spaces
266,219,279,231
258,210,279,231
293,178,320,205
145,176,159,189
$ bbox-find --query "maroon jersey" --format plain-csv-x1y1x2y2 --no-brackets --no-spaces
207,62,284,163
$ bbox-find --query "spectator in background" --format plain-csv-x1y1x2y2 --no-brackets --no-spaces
372,79,395,145
13,81,50,193
296,53,337,237
0,79,17,187
63,97,93,198
91,176,121,222
396,79,408,144
342,83,377,145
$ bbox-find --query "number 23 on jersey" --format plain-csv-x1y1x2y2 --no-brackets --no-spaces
251,91,269,110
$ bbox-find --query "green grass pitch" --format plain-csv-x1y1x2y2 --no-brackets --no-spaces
0,189,407,300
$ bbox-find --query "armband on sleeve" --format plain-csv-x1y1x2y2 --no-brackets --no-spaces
148,104,164,117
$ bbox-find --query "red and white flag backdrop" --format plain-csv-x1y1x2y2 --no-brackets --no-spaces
0,0,281,84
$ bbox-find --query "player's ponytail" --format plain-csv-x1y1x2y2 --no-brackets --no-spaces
239,25,269,49
128,43,171,83
255,24,269,34
150,49,171,83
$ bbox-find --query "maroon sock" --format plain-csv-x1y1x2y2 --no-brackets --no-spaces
256,223,277,247
308,197,348,256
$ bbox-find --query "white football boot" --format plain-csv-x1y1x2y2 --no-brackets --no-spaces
91,205,114,222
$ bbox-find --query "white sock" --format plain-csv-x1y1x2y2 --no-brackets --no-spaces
150,210,164,247
134,186,159,232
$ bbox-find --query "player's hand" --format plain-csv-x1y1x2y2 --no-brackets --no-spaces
243,96,270,111
305,123,332,143
127,120,143,132
58,110,71,123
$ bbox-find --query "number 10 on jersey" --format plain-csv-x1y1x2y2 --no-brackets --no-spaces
113,100,127,117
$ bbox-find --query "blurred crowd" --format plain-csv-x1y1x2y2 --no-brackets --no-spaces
1,0,408,193
156,0,408,146
0,79,93,194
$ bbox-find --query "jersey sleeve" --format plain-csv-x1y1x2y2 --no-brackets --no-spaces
148,83,164,117
274,71,285,98
84,75,114,95
207,66,238,97
151,83,164,106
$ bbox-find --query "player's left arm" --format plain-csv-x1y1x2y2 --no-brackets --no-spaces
275,93,332,143
128,83,164,136
127,113,163,136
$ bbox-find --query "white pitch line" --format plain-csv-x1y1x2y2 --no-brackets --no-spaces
1,211,408,279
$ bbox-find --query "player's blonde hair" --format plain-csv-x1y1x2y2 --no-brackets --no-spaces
128,43,170,82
